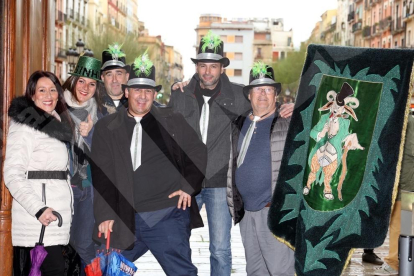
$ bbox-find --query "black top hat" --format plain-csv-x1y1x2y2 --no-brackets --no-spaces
122,51,162,92
336,82,354,106
243,62,281,97
191,31,230,67
101,43,130,72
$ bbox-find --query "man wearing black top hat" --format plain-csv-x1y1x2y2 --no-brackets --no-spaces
227,62,295,275
91,52,207,275
100,43,131,114
168,31,250,275
169,31,293,275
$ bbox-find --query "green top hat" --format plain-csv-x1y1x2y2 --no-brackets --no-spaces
70,56,102,82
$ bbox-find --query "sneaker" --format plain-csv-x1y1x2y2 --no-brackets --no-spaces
373,263,398,275
362,252,384,265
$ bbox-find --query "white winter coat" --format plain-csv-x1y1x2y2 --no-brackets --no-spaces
4,97,74,247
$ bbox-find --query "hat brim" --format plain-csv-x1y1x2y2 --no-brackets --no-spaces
191,57,230,68
243,83,282,99
68,72,103,83
101,64,131,73
122,84,162,92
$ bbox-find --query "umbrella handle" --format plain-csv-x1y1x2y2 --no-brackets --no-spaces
52,211,63,227
106,230,110,251
97,230,111,252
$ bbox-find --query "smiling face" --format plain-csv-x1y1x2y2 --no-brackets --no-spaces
248,86,278,116
32,77,59,113
101,68,129,99
126,87,157,117
196,62,224,89
75,77,97,104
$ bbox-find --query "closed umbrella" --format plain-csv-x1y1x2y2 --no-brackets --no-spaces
28,183,63,276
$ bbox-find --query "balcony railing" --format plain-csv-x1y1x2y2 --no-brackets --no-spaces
348,11,355,22
372,24,378,35
352,20,362,32
67,8,74,20
391,17,406,33
405,3,414,18
55,47,67,59
56,10,66,22
379,17,391,30
362,25,371,37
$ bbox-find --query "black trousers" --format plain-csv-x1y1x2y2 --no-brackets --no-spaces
13,245,65,276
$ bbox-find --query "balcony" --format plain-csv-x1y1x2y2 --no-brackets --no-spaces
55,47,67,59
352,20,362,32
404,3,414,21
391,17,406,34
348,11,355,22
379,17,392,31
372,24,379,35
365,0,371,10
66,8,74,21
56,10,66,23
370,0,379,7
326,23,336,33
362,25,371,37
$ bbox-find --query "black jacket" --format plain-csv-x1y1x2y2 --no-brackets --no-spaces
168,73,251,188
91,106,207,250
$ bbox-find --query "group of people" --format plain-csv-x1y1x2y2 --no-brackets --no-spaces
6,28,411,276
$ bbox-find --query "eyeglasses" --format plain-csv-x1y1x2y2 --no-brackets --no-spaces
252,87,275,95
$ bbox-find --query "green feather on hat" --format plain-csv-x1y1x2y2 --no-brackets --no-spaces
252,61,273,79
201,31,222,53
105,43,126,60
133,49,153,77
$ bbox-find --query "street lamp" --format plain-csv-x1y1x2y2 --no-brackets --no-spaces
76,39,85,54
66,39,93,72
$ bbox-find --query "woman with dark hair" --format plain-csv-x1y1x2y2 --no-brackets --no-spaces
62,56,107,273
4,70,74,276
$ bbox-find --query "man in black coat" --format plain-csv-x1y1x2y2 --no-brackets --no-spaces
91,53,206,275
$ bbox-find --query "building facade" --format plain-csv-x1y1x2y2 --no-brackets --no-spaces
195,15,295,83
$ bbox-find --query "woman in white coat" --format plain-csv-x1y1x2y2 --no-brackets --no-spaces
4,71,74,276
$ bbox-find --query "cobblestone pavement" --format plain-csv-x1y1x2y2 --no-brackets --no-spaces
134,207,391,275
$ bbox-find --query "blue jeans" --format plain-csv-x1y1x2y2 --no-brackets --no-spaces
70,186,95,275
196,187,232,276
122,208,197,276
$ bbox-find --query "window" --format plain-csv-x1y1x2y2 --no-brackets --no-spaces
281,51,285,59
226,52,234,60
235,36,243,43
287,37,292,46
395,40,398,47
235,52,243,60
234,69,242,76
272,51,279,61
220,35,227,42
257,47,262,58
266,34,270,40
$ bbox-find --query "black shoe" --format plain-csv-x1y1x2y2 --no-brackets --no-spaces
362,252,384,265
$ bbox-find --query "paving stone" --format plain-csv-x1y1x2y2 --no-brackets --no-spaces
134,207,391,275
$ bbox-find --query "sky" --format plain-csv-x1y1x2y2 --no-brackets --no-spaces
138,0,338,79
